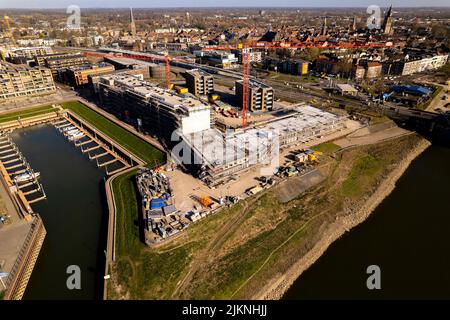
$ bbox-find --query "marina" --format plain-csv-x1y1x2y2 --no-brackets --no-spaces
0,103,148,299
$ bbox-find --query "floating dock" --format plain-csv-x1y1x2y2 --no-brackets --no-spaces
53,113,135,176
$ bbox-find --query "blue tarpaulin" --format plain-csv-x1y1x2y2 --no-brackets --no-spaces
389,84,432,96
150,198,166,210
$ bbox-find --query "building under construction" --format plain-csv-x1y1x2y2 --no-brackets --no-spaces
96,73,211,142
177,105,347,186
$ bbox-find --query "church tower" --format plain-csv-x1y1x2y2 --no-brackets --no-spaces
130,7,136,36
382,5,394,35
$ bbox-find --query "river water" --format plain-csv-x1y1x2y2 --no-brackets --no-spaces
9,123,450,299
11,124,108,300
284,145,450,299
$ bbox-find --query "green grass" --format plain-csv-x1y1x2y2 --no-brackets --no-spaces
0,106,56,123
341,152,394,198
111,167,194,299
311,142,340,154
0,289,5,300
112,170,142,257
417,85,443,110
62,101,164,165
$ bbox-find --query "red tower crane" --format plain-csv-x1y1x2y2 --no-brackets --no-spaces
82,51,190,90
204,40,393,128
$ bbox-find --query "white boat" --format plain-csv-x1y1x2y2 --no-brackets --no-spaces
65,129,80,136
62,126,76,132
14,172,40,183
68,132,84,141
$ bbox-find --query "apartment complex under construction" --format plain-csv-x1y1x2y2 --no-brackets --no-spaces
0,62,56,100
179,105,347,186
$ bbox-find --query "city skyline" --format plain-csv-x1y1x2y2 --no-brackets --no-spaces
1,0,450,9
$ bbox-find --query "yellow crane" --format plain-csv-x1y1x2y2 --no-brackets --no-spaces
3,15,16,44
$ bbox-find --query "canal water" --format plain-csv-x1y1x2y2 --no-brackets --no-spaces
284,145,450,299
11,124,108,300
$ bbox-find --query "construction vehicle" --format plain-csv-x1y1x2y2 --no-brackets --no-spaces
295,149,322,164
199,195,213,208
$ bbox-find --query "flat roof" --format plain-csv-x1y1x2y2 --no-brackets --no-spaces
236,79,272,89
336,83,358,92
185,68,212,77
105,56,160,68
100,73,210,110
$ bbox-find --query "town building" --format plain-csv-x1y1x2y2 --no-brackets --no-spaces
7,46,53,64
383,54,448,76
235,79,274,112
182,69,214,96
194,50,238,69
264,57,309,75
352,61,382,80
35,53,88,78
66,63,115,86
103,56,165,79
0,62,56,100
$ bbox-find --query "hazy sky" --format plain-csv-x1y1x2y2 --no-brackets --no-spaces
1,0,449,9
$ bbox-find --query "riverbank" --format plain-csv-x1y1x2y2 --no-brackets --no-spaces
253,137,432,300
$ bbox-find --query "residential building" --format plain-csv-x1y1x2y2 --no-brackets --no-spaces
264,57,309,75
96,73,211,142
35,53,88,78
180,105,347,186
104,56,164,79
182,69,214,96
66,63,115,86
235,79,274,112
0,62,56,100
8,46,53,64
384,54,448,76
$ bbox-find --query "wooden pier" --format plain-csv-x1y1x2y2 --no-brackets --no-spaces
56,113,134,176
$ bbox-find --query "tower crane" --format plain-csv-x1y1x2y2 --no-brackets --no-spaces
3,15,16,45
204,40,393,127
82,51,192,90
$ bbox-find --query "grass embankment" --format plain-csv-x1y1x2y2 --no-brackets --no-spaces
0,105,56,123
108,170,194,299
417,84,443,110
311,142,340,154
62,101,164,165
108,133,425,299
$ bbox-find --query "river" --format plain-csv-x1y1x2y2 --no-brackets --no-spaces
11,124,108,300
284,145,450,299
